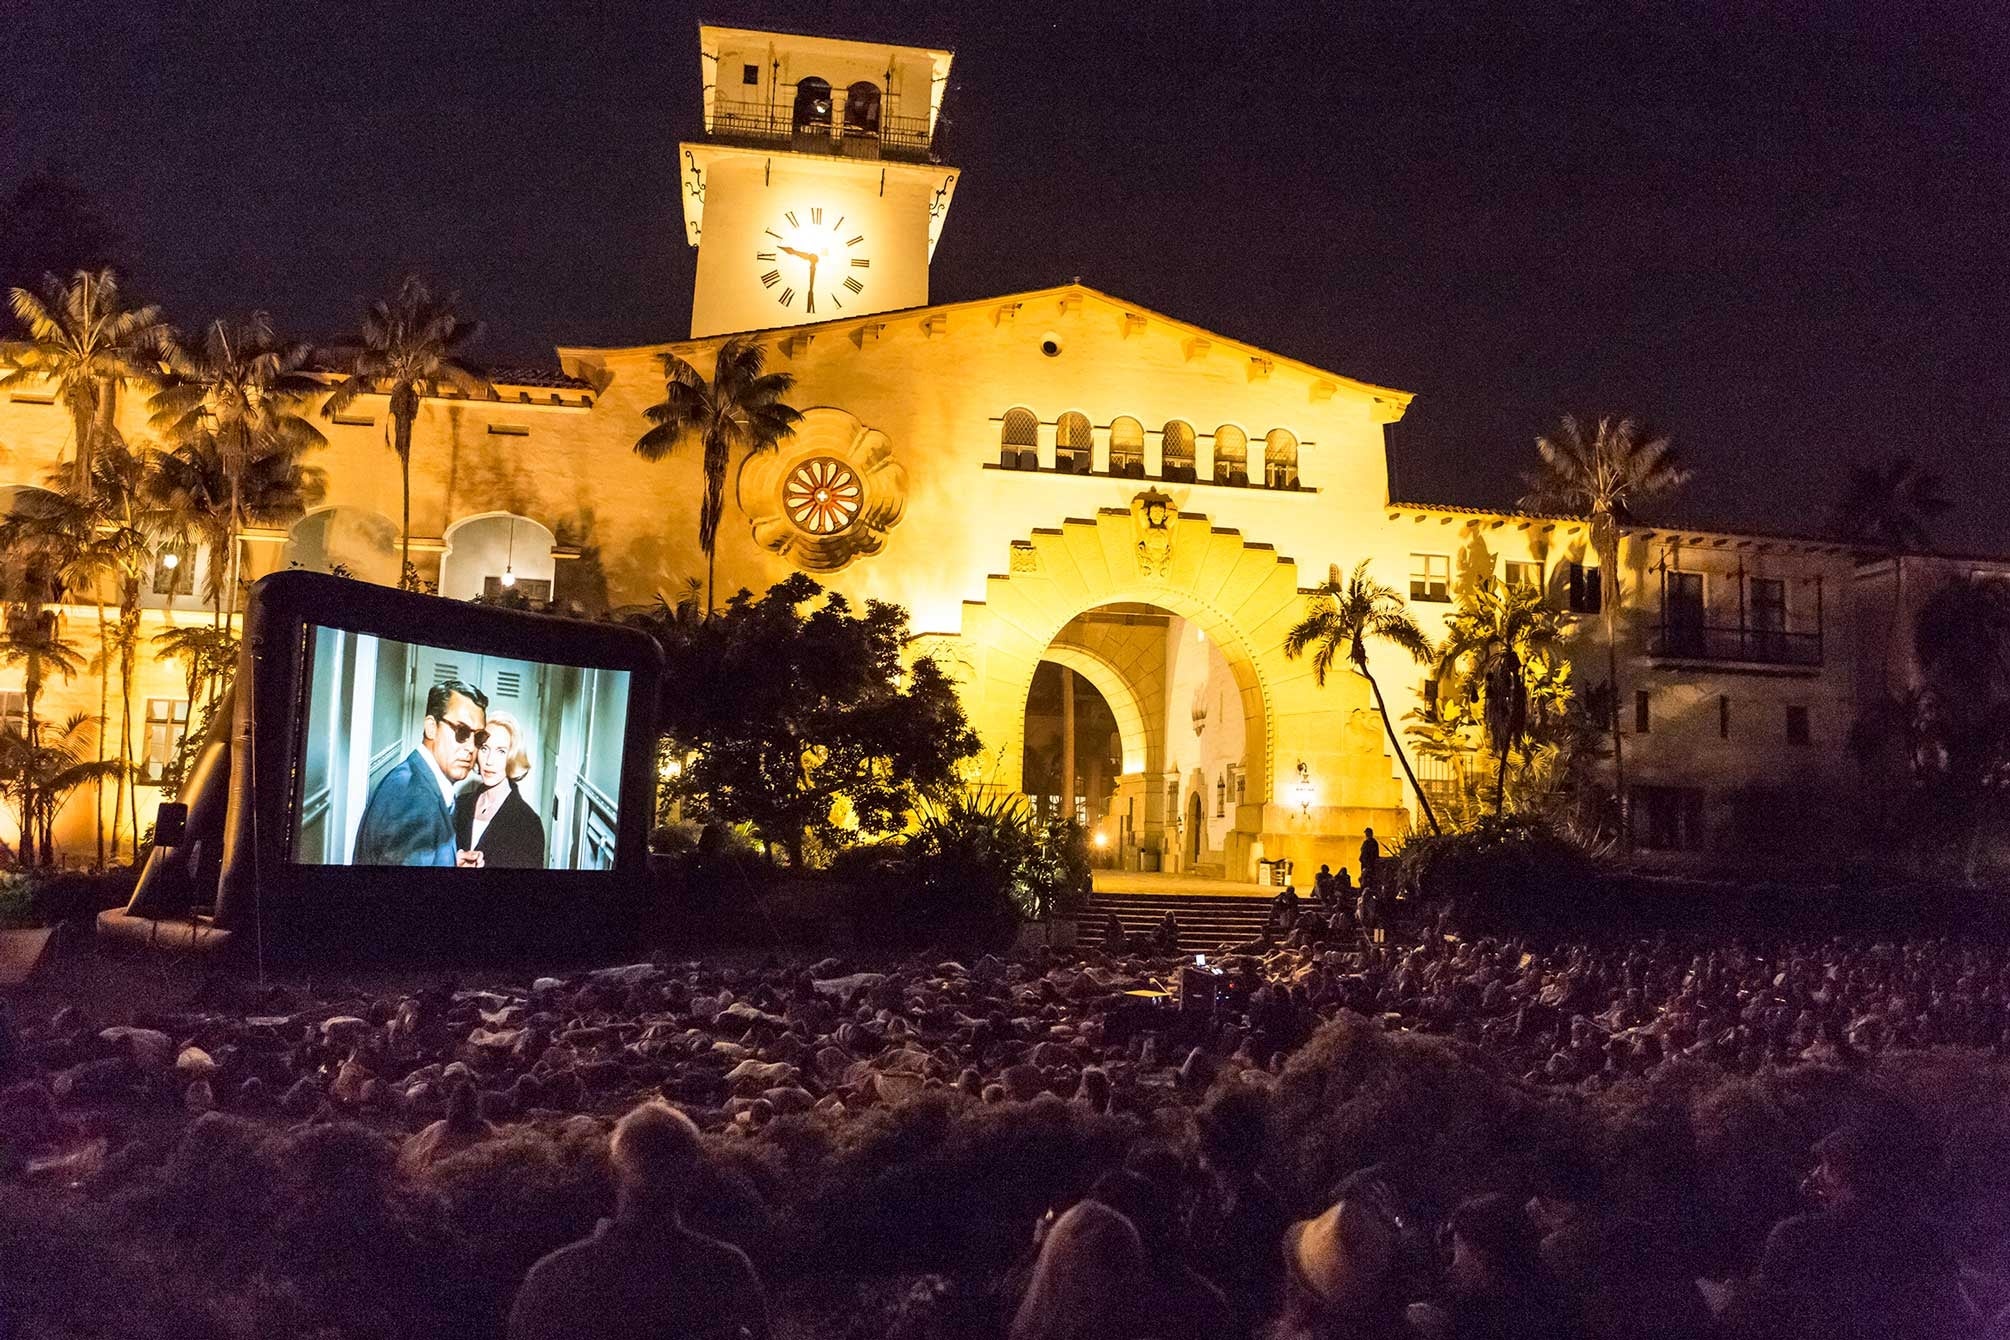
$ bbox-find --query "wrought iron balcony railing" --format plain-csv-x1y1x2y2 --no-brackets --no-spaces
1649,623,1822,667
706,100,937,163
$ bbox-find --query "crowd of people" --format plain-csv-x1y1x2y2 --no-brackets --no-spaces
503,1084,1986,1340
10,859,2010,1338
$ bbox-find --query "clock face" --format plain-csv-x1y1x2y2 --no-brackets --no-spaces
754,207,869,317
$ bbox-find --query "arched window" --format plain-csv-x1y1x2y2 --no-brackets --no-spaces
1264,429,1300,489
440,513,558,603
1109,417,1145,477
1212,425,1248,485
1000,407,1039,470
1160,420,1195,482
1056,411,1093,474
792,77,833,133
284,506,402,587
843,81,882,135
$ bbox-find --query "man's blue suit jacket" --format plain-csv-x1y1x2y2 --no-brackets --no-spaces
352,747,458,867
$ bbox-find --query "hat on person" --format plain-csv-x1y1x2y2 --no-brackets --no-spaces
1283,1197,1398,1310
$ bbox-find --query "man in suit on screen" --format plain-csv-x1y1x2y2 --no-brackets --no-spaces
352,679,489,867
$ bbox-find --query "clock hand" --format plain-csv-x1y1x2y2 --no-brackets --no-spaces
778,245,817,262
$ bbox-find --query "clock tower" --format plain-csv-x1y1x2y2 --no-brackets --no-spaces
680,26,958,338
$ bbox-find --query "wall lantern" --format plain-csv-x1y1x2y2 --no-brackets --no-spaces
500,517,518,587
1292,761,1315,819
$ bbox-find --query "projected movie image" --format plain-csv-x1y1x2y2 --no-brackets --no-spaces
295,627,631,871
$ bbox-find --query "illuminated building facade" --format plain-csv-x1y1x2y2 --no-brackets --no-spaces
0,26,1964,872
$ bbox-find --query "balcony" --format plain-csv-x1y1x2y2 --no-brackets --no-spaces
1648,623,1822,668
706,100,937,164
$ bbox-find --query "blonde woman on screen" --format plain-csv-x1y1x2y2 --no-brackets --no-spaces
453,709,547,868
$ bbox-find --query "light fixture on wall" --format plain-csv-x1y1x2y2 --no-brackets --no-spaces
1293,761,1315,819
160,551,179,571
500,517,517,587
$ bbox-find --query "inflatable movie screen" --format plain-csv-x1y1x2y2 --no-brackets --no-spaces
295,626,630,873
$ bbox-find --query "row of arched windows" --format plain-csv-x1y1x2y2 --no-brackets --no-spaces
998,411,1302,489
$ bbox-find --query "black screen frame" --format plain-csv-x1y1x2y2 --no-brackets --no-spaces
216,570,663,937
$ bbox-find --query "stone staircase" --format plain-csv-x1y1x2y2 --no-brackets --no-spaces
1077,891,1276,955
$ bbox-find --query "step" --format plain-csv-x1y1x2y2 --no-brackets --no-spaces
1079,891,1279,952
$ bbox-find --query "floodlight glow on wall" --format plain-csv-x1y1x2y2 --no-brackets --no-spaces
1293,761,1315,818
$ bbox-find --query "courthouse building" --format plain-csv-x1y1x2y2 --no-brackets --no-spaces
0,26,1956,873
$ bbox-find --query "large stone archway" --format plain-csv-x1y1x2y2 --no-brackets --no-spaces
941,501,1411,878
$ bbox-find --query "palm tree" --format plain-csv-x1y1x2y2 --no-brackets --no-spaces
1433,578,1566,814
320,277,493,587
0,712,117,866
1283,559,1443,835
0,605,85,864
9,434,169,859
152,623,237,795
154,624,237,712
149,430,325,627
0,269,165,491
1832,456,1953,694
148,315,325,619
633,337,803,616
1521,414,1690,845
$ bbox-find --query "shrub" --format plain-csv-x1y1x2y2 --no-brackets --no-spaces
1394,814,1593,933
426,1125,614,1329
803,1089,1137,1272
860,793,1091,950
1267,1013,1571,1219
0,870,35,928
251,1121,469,1336
0,1185,215,1340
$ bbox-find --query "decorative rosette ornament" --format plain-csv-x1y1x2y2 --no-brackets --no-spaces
784,457,862,535
738,407,907,572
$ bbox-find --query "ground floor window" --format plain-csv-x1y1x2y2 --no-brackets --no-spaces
0,690,21,738
139,698,190,785
1633,785,1705,851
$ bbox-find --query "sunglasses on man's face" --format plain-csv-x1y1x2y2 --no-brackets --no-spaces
437,718,489,748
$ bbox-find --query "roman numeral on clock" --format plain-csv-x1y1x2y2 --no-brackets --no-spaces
810,207,822,224
843,276,863,294
761,270,781,288
784,210,799,228
851,257,870,268
778,286,795,306
765,228,783,240
756,251,776,261
846,234,864,247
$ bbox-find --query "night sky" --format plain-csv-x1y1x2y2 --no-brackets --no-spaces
3,1,2004,547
